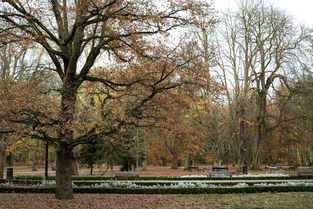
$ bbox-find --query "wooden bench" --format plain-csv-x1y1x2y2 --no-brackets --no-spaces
187,166,199,171
265,166,282,172
265,166,297,172
207,167,232,178
297,170,313,177
114,171,139,177
212,167,229,171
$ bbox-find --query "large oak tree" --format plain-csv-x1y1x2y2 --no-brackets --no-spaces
0,0,214,199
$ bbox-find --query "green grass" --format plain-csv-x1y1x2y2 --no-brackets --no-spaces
176,192,313,209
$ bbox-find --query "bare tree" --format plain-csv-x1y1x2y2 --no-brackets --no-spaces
217,0,309,169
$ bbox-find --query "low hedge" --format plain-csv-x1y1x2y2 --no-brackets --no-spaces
0,186,313,194
0,187,54,193
4,178,313,187
0,179,53,185
0,179,255,186
12,175,313,181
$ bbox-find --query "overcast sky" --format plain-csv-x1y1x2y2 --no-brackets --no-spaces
215,0,313,26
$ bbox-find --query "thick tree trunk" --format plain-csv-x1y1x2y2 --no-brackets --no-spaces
121,158,132,171
251,123,265,169
251,92,267,169
171,150,179,169
55,80,78,199
6,153,12,167
169,138,179,169
55,142,74,199
184,151,191,170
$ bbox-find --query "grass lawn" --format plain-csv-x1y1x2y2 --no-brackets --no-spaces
177,192,313,209
0,192,312,209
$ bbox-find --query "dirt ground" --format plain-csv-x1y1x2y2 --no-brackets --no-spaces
2,194,181,209
1,192,313,209
6,165,296,177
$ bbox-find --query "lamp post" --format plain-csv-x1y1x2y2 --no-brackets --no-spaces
44,140,49,180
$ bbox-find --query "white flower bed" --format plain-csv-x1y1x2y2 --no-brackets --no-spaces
1,180,313,189
91,182,221,189
35,180,56,186
254,182,313,187
0,180,76,187
232,183,249,188
232,174,289,178
179,175,207,178
89,181,313,189
34,180,77,187
180,173,289,178
0,182,13,187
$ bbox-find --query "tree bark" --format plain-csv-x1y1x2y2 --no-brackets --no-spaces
141,154,147,171
0,158,4,179
171,155,178,169
55,142,74,199
6,153,12,167
55,80,78,199
184,151,191,170
90,164,93,175
251,92,267,169
171,149,179,169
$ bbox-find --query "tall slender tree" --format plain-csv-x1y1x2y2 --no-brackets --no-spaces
216,0,309,169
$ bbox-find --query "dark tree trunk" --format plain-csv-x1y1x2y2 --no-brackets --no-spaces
171,150,179,169
121,158,132,171
90,164,93,175
0,157,4,179
161,157,167,166
252,92,267,169
6,153,12,167
55,80,78,199
55,142,74,199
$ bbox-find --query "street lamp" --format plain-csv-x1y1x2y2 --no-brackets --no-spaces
44,140,49,180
